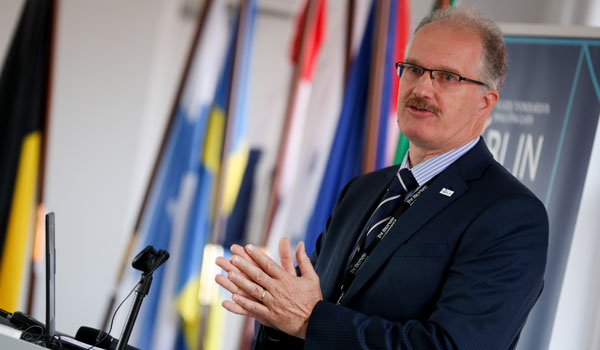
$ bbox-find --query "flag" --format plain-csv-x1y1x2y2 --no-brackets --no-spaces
304,1,377,255
265,0,327,258
374,0,397,169
172,18,236,349
222,149,261,247
196,1,258,349
126,1,231,348
0,0,55,312
361,0,392,172
212,0,258,246
385,0,410,166
171,4,259,343
265,0,348,256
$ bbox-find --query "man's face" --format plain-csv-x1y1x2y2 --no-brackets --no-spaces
397,22,497,156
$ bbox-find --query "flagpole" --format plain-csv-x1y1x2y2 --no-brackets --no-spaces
344,0,355,87
100,0,214,330
362,0,390,173
260,0,321,247
24,0,58,315
432,0,452,12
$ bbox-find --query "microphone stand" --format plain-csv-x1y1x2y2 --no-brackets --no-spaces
116,273,152,350
116,246,169,350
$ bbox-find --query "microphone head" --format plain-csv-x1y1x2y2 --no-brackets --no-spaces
132,245,170,273
75,326,114,349
75,326,140,350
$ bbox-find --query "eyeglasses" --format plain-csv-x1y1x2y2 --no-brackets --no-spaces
395,62,489,89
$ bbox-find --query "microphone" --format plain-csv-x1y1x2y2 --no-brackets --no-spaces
132,246,170,274
9,311,46,332
75,326,139,350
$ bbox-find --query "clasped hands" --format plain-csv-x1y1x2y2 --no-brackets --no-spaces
215,238,322,339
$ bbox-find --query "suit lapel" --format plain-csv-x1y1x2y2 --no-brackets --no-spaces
319,167,397,300
340,139,493,304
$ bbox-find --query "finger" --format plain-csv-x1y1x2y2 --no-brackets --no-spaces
222,300,276,329
215,274,255,300
231,244,249,259
216,256,251,281
217,254,252,275
231,294,271,322
230,255,274,291
217,255,261,292
231,244,259,266
216,256,239,274
222,300,252,316
278,238,296,276
245,244,283,280
228,270,268,301
296,241,317,278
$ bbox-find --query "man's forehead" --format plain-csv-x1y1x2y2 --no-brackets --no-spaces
411,22,482,48
405,23,483,73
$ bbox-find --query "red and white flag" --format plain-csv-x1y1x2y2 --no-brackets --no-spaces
265,0,332,257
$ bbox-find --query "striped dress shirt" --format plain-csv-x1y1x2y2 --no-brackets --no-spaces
400,136,480,196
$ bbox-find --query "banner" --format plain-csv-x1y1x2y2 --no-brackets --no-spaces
484,34,600,350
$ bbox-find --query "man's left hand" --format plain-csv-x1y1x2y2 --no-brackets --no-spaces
221,239,322,339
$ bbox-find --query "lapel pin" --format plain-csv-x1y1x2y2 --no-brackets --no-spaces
440,188,454,197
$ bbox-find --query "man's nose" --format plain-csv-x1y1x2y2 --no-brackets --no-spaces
412,71,435,98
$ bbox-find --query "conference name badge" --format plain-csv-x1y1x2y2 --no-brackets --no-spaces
440,188,454,197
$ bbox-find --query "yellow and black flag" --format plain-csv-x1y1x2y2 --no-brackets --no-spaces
0,0,56,312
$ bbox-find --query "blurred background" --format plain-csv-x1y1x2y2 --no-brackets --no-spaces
1,0,600,349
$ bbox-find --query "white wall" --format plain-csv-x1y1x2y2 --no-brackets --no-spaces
40,0,198,335
1,0,600,347
0,0,22,58
0,0,197,335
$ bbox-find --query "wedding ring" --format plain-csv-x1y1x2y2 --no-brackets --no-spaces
260,290,266,303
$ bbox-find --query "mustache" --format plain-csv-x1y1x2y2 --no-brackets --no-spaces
402,96,441,114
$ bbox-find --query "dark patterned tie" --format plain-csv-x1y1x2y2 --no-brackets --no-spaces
363,168,418,247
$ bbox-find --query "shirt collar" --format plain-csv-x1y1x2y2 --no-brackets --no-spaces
400,136,480,187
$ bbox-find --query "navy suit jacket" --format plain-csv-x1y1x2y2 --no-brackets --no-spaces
255,139,548,349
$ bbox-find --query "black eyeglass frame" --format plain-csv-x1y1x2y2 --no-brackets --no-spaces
395,62,490,88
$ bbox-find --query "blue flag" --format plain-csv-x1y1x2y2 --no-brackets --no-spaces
172,16,238,349
129,1,231,349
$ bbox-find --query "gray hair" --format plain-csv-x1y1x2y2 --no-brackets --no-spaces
414,6,507,90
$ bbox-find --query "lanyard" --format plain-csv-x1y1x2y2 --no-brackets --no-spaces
335,181,432,304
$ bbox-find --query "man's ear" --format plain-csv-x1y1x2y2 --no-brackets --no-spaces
478,89,499,118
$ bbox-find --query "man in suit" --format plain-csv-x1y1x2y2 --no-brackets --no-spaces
216,6,548,349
